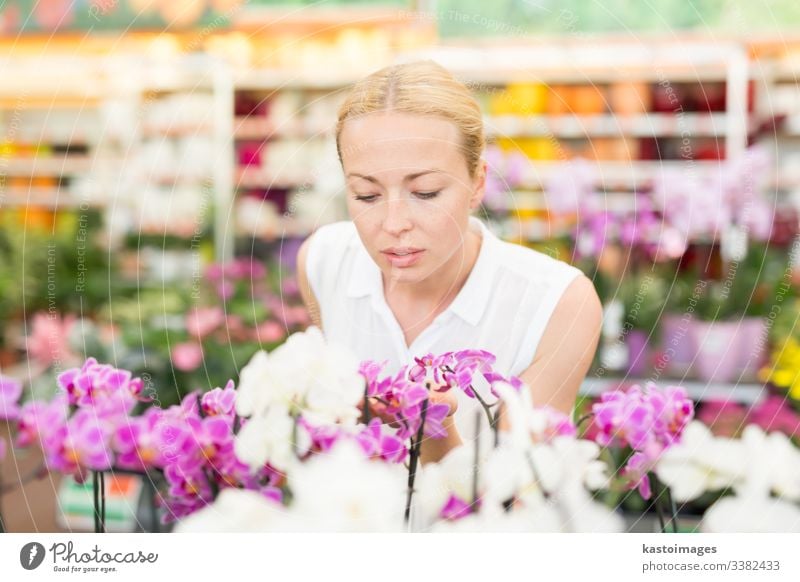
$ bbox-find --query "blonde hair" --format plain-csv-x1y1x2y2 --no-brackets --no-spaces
335,60,485,178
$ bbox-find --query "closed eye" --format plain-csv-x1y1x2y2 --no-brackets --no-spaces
354,191,440,203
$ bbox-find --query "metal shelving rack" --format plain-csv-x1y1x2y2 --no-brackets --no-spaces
0,54,236,269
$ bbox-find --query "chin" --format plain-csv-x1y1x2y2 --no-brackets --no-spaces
381,267,428,285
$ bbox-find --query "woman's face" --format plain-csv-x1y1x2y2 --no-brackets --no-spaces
339,111,485,287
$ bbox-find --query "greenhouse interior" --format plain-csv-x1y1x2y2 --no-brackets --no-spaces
0,0,800,538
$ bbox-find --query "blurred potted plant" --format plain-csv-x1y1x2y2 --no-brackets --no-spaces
759,298,800,412
690,241,786,383
618,271,667,377
98,256,310,408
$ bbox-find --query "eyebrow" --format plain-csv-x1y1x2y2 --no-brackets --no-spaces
346,170,442,184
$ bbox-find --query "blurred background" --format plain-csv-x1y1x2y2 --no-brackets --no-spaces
1,0,800,531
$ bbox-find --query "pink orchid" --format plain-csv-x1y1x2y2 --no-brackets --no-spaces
591,383,694,500
162,458,215,522
182,415,237,473
623,450,654,499
544,157,598,216
56,358,143,413
0,375,23,420
355,418,408,464
439,494,473,521
44,408,115,482
539,406,578,441
15,395,68,447
113,407,168,472
299,418,347,454
200,380,237,419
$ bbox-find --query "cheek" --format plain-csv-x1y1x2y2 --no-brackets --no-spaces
348,202,383,229
419,195,470,230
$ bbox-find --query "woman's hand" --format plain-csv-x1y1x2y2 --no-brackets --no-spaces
420,383,462,464
357,397,396,426
427,381,458,418
357,381,458,426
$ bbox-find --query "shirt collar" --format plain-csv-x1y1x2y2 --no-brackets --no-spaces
346,216,497,326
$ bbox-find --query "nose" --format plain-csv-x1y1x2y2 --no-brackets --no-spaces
381,196,413,237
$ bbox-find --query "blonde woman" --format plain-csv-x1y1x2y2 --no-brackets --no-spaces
297,60,602,463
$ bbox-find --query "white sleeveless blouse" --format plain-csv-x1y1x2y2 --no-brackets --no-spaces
305,215,584,445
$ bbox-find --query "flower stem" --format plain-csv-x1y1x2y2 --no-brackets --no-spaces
291,411,299,458
666,485,679,534
363,385,371,424
471,386,496,428
471,409,480,512
0,471,5,533
144,473,160,533
92,471,100,533
651,472,678,533
100,472,106,533
575,412,595,430
653,490,667,532
491,406,502,448
404,398,428,524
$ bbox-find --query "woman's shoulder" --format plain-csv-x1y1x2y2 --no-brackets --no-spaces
491,235,583,283
305,220,361,260
309,220,359,245
303,221,358,286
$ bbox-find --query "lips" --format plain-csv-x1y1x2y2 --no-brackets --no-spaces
381,249,425,267
381,247,423,256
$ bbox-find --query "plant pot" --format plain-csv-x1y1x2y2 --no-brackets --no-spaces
625,329,651,377
735,317,768,381
1,421,64,532
689,320,745,383
659,314,695,376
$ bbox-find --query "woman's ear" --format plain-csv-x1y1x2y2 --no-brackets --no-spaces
469,159,487,211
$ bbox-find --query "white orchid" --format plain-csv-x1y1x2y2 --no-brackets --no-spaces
654,422,800,532
430,503,564,533
235,350,288,417
765,430,800,501
545,437,623,533
234,403,310,472
419,378,621,533
699,425,800,532
701,495,800,533
414,445,482,528
654,421,746,503
175,488,289,533
287,440,407,532
236,326,364,424
482,444,537,508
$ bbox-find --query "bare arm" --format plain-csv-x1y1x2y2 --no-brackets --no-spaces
515,274,603,418
422,276,601,461
296,235,323,331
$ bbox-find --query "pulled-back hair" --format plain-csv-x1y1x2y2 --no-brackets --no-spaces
335,60,485,178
